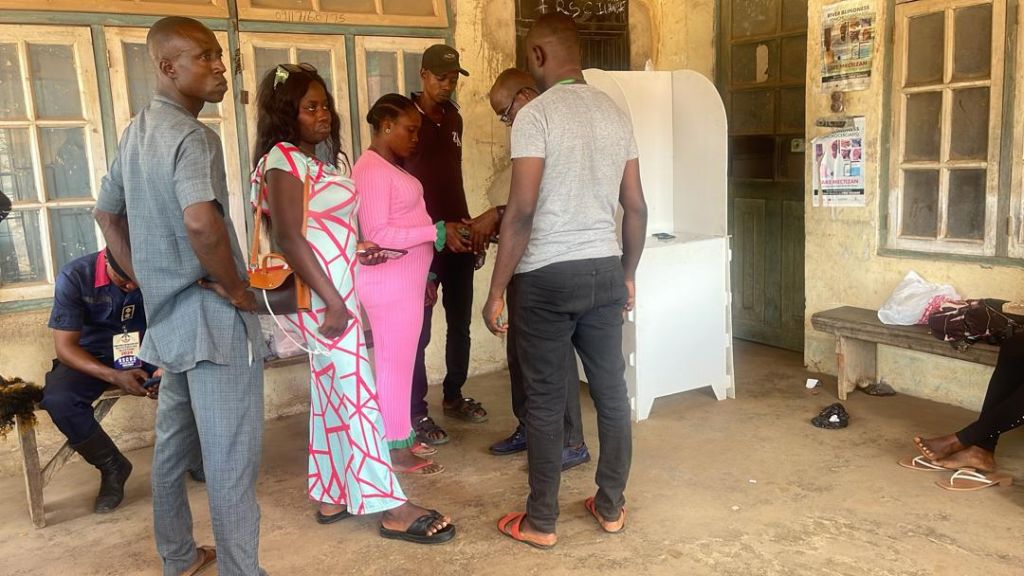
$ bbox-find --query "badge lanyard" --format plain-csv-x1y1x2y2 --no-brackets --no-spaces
113,291,142,370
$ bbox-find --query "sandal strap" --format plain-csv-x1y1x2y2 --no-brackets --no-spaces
949,469,991,484
912,456,946,470
405,511,443,536
414,416,440,431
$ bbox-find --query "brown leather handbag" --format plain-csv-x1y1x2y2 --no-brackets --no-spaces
248,169,312,315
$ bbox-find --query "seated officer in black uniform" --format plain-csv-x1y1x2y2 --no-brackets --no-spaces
41,248,200,513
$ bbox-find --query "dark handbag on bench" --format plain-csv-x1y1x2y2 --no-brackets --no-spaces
927,299,1020,351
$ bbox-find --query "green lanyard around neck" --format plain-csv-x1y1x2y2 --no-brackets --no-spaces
556,78,579,85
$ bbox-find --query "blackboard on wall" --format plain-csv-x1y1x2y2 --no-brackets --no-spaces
515,0,630,71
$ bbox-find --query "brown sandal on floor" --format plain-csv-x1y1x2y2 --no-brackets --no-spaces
443,397,488,423
180,545,216,576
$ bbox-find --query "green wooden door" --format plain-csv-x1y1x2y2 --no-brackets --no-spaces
721,0,808,351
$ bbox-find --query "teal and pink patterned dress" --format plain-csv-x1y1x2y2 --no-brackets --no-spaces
251,142,406,513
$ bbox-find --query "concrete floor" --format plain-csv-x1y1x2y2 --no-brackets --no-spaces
2,341,1023,576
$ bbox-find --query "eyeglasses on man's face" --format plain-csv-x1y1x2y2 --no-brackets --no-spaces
498,87,535,126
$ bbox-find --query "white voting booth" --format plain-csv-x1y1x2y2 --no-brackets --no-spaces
580,69,735,422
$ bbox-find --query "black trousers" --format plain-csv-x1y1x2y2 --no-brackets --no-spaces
39,359,112,445
411,251,475,419
513,256,631,533
507,278,585,447
957,332,1024,452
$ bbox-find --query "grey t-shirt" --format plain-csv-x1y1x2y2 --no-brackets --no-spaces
510,83,638,274
97,96,263,373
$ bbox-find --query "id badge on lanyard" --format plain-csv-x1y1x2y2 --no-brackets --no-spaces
113,301,141,370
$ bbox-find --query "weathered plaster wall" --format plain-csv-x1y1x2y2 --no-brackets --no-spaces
804,0,1024,409
653,0,717,79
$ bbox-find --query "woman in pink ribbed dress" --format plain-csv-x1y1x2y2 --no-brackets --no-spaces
355,94,446,475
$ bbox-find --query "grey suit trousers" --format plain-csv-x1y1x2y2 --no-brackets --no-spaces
151,314,265,576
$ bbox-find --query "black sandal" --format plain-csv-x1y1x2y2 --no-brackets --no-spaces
413,416,450,446
379,510,456,545
442,397,489,423
315,508,352,524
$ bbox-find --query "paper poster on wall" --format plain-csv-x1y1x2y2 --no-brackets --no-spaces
812,118,866,207
821,0,876,91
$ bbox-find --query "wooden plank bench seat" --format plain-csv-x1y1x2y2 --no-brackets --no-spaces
810,306,998,400
13,354,308,529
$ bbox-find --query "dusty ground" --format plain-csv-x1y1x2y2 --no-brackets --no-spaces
2,341,1022,575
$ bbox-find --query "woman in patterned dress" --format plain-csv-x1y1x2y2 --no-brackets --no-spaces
250,64,453,544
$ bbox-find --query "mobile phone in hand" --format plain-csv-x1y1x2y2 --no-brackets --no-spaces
357,246,408,260
143,376,161,389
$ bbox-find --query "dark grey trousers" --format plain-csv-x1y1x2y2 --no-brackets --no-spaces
507,279,584,447
512,256,632,533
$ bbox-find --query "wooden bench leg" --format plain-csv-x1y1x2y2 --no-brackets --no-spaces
836,336,876,401
16,414,46,529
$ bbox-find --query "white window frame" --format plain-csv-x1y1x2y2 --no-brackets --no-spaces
354,36,439,149
888,0,1006,257
238,32,353,170
236,0,447,28
0,0,228,18
0,25,107,302
105,27,247,249
1009,2,1024,258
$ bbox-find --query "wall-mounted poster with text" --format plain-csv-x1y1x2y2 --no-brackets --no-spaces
821,0,876,91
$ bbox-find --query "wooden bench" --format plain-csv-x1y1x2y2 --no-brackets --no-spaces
13,354,307,529
810,306,998,400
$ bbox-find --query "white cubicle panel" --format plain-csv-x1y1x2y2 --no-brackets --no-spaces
672,70,728,238
579,69,735,421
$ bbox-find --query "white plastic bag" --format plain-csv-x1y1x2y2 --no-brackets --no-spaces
877,271,960,326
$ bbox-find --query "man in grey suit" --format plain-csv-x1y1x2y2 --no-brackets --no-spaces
95,17,265,576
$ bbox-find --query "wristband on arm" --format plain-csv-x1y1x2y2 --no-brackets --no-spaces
434,221,446,252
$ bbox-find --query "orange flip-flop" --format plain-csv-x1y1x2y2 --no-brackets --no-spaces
497,512,557,549
584,496,626,533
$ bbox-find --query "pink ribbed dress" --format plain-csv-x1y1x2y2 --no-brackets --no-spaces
353,150,437,447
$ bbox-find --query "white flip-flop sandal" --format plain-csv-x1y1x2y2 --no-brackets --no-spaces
897,455,951,472
936,468,1013,491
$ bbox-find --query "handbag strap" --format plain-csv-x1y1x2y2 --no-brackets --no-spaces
249,154,312,269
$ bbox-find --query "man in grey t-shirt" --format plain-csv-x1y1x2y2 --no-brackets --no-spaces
484,14,648,547
94,17,265,576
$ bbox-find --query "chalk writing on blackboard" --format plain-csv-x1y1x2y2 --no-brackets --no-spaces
535,0,628,21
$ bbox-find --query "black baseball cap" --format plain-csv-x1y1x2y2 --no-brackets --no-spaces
421,44,469,77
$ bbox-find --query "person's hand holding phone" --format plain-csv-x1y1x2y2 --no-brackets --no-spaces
356,241,388,266
110,368,150,397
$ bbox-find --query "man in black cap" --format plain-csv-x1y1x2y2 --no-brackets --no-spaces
406,44,488,446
